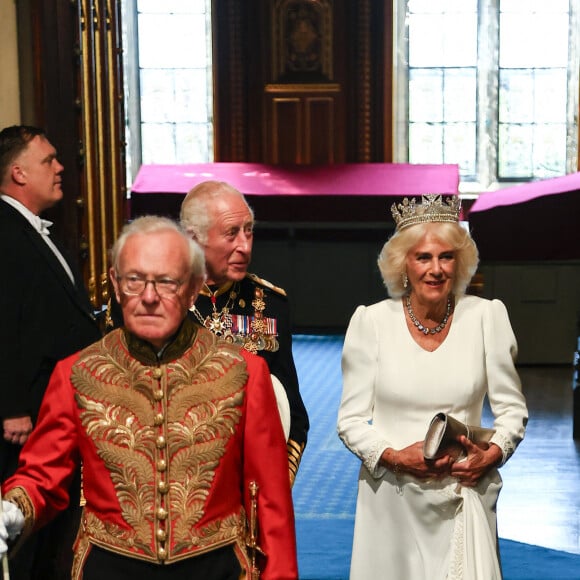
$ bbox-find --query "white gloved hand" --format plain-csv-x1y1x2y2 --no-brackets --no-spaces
0,501,24,556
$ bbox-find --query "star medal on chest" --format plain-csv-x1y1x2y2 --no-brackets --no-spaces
200,284,236,335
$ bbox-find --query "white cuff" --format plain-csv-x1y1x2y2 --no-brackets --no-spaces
271,374,291,440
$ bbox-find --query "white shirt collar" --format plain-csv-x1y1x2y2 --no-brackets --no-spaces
0,194,53,235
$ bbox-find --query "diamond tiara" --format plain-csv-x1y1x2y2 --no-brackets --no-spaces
391,194,461,231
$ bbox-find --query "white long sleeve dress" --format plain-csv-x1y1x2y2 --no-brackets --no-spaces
337,295,528,580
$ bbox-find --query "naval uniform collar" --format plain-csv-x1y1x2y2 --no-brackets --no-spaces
200,280,235,299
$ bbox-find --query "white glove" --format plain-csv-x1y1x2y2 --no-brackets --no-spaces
0,501,24,556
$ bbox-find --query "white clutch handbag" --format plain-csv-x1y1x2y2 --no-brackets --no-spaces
423,412,495,460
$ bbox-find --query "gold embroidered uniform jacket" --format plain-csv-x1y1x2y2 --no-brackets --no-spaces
2,321,298,580
105,273,309,483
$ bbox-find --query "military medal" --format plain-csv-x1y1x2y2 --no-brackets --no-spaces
191,281,279,352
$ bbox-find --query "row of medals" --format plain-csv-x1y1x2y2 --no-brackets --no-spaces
195,285,271,354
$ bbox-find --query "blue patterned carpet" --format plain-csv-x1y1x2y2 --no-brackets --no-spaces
291,334,580,580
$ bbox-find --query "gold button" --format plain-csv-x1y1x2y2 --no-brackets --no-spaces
156,528,167,541
153,413,164,426
158,547,167,560
153,389,164,401
157,459,167,471
156,507,168,520
156,436,166,448
158,481,169,494
152,368,162,379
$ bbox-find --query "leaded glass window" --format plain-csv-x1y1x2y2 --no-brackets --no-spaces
395,0,579,189
121,0,214,184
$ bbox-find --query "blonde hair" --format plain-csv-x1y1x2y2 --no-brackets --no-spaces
378,222,479,298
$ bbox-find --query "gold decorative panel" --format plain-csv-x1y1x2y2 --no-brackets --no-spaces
76,0,125,308
272,0,334,82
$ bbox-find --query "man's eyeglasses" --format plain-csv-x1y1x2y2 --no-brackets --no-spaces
117,274,183,297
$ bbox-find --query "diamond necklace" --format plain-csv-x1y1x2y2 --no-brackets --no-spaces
405,294,453,335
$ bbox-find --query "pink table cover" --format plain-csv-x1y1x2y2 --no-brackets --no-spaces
469,171,580,213
131,162,460,197
468,172,580,260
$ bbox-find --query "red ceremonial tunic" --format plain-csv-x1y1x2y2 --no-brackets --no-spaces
3,322,298,579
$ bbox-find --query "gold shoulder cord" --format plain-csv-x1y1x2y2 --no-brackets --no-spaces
287,440,305,487
104,297,114,330
246,273,287,297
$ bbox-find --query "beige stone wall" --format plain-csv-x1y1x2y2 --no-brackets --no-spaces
0,0,20,128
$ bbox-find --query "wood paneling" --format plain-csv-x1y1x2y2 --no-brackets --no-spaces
214,0,388,164
306,97,336,164
269,97,302,164
265,84,342,164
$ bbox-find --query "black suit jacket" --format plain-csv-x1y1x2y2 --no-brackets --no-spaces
0,199,101,478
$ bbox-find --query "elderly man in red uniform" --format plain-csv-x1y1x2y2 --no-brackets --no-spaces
0,216,298,580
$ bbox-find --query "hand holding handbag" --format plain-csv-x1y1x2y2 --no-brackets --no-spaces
423,412,495,460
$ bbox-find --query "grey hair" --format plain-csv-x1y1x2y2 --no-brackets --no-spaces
179,180,254,244
377,221,479,299
110,215,206,280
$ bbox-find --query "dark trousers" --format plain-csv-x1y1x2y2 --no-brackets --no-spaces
8,504,80,580
82,545,243,580
2,444,81,580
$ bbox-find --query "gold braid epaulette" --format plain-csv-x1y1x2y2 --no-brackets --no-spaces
287,439,305,488
104,297,114,330
246,273,287,297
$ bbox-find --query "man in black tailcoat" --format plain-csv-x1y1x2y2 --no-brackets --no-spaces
0,125,101,579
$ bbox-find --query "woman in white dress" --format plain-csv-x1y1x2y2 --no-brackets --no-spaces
337,195,528,580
